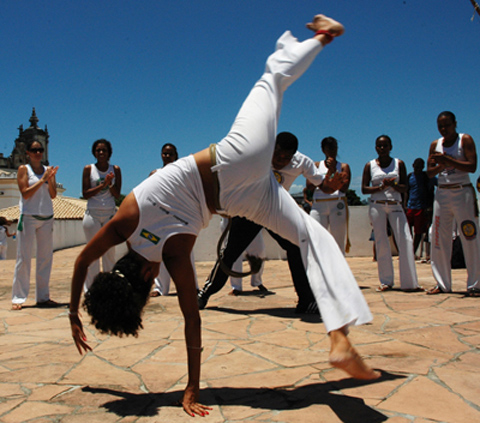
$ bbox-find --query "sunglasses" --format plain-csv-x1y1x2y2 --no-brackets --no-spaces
29,148,44,154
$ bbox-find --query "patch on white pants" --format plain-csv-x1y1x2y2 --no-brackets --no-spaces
461,220,477,240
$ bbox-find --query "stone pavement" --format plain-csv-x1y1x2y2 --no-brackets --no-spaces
0,246,479,423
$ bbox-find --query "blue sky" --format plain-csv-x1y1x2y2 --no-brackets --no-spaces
1,0,479,200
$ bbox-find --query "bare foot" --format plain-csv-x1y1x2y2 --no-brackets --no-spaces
12,303,22,310
329,329,380,380
306,14,345,38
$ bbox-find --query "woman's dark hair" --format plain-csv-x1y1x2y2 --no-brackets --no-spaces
161,143,178,160
91,139,113,159
321,136,338,151
0,216,7,226
275,132,298,152
437,111,456,123
83,251,152,337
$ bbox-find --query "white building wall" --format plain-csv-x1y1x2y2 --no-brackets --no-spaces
191,206,375,262
3,219,87,260
14,202,478,262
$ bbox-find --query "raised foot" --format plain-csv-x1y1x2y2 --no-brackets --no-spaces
306,14,345,38
329,347,380,380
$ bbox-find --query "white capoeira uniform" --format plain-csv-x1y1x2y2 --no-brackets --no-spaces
310,160,347,254
431,134,480,291
12,165,54,305
83,164,117,290
273,151,325,191
368,158,419,290
129,31,372,332
219,217,265,291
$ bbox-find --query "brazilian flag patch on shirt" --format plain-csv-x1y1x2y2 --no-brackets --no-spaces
140,229,160,245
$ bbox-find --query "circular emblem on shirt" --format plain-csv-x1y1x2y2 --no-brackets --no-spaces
273,170,284,184
337,201,345,210
461,220,477,240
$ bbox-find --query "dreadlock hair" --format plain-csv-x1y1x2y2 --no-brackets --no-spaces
83,251,153,337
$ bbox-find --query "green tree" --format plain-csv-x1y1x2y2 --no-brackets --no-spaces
115,194,126,207
346,189,364,206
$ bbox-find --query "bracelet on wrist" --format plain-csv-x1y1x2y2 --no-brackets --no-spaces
187,345,204,352
315,30,334,42
68,311,78,317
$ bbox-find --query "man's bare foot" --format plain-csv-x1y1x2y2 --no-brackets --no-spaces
306,14,345,38
329,329,380,380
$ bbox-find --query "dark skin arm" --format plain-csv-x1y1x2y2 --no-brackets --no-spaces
163,235,212,417
427,135,477,178
361,160,407,195
82,165,122,200
69,193,210,417
69,192,139,353
320,160,351,194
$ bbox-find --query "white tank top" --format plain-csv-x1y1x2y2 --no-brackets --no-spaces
87,164,116,211
434,134,471,185
370,158,402,202
128,155,211,262
19,165,54,216
312,160,345,200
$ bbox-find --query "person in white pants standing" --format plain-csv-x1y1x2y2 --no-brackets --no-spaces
362,135,420,292
12,140,58,310
82,139,122,291
426,111,480,296
219,217,266,294
310,136,351,254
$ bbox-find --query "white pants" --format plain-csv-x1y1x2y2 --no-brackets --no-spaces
431,186,480,291
369,202,418,289
219,217,265,290
311,199,347,254
0,244,7,260
152,251,198,295
214,31,372,332
83,208,116,291
12,215,53,304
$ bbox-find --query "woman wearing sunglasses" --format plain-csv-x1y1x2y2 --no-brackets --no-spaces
12,140,58,310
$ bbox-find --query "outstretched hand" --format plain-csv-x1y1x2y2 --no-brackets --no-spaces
182,385,212,417
69,313,92,355
323,171,347,193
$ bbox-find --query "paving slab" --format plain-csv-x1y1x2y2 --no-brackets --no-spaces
0,246,479,422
